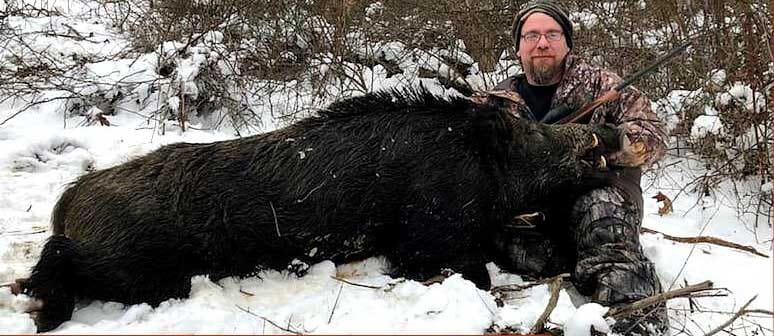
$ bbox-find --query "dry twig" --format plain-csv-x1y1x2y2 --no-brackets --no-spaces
704,295,757,336
641,227,769,258
235,304,301,334
742,309,774,316
3,229,47,236
492,273,571,293
606,280,714,318
330,276,381,289
529,273,568,334
239,289,255,297
328,284,344,324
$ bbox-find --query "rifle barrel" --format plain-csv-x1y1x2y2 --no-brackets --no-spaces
614,41,692,91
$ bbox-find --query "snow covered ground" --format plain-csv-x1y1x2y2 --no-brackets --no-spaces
0,1,771,334
0,119,770,335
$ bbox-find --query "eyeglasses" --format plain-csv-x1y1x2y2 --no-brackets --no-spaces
521,31,563,43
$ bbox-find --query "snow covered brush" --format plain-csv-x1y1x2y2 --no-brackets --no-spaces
14,88,623,332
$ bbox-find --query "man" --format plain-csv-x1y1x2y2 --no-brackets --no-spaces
480,1,670,335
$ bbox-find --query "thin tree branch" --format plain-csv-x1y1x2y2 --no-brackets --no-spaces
704,295,757,336
330,276,381,289
492,272,571,293
328,284,344,324
235,305,301,335
641,227,769,258
741,309,773,316
606,280,714,318
529,273,567,334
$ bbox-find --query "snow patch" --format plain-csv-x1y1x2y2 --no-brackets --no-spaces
564,303,611,336
691,115,724,138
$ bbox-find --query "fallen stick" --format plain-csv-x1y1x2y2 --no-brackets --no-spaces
704,295,757,336
330,275,381,289
492,273,571,293
328,283,344,324
529,274,568,334
606,280,714,318
239,289,255,297
3,229,47,236
641,227,769,258
741,309,774,316
235,304,302,335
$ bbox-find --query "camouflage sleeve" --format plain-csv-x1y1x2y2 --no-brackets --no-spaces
493,77,515,91
597,71,668,169
471,76,529,117
470,90,528,117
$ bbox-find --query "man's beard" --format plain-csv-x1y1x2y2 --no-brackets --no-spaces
526,59,562,86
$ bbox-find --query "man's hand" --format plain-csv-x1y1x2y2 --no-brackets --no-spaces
607,135,648,167
470,90,526,117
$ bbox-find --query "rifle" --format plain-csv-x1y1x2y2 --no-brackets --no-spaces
540,40,692,124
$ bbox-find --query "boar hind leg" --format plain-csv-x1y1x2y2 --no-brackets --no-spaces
23,235,78,332
120,272,193,307
77,246,195,307
24,236,194,332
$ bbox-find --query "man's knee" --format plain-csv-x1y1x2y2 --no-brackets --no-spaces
571,186,643,253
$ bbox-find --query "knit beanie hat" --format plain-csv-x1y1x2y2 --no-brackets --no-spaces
511,0,573,52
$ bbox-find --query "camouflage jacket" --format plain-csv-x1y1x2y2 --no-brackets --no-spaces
482,55,668,169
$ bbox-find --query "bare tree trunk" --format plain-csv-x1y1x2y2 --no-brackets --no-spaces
770,0,774,228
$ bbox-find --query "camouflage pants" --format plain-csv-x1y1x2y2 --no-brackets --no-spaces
570,186,662,305
497,186,662,306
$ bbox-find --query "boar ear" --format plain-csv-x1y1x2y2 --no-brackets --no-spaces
469,102,515,165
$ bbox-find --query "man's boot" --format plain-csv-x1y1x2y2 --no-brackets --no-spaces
570,187,669,335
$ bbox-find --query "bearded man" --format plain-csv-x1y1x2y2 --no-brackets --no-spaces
483,1,671,335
